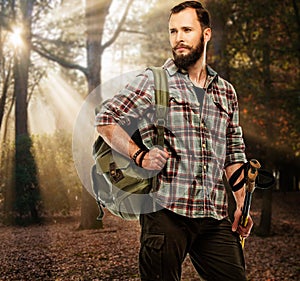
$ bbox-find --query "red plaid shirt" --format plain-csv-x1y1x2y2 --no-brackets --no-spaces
95,59,246,219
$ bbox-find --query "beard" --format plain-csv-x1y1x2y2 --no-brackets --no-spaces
172,34,205,70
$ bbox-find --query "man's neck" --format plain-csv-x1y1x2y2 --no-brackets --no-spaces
188,58,207,88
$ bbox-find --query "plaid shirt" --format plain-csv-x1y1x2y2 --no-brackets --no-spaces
95,58,246,219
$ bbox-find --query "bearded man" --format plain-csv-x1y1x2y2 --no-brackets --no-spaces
96,1,252,280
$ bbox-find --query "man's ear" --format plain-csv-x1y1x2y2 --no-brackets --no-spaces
203,28,211,43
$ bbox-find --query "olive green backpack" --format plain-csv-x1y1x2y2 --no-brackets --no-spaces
91,67,169,220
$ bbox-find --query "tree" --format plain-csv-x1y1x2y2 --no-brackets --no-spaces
0,0,44,224
13,0,41,224
207,0,300,236
208,0,299,185
0,0,54,224
33,0,148,229
0,0,16,135
257,1,273,236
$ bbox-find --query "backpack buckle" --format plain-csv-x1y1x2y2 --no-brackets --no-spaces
156,118,165,127
109,162,124,183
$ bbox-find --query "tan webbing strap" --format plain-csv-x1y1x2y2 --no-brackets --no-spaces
148,66,169,192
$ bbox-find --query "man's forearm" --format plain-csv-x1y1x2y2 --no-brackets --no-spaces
97,124,140,159
225,163,245,208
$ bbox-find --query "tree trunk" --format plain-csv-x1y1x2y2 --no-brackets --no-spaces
78,0,112,230
0,66,11,131
258,186,273,236
257,4,273,236
0,10,13,132
13,0,40,224
207,0,231,79
14,47,29,137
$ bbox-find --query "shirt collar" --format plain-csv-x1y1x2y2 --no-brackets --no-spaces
163,58,178,76
163,58,218,81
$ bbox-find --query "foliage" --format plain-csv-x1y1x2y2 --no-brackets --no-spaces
139,1,179,66
32,130,82,215
0,130,82,222
1,0,299,228
0,0,88,224
14,135,41,225
207,0,300,169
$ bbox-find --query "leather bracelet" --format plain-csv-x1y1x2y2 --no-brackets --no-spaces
132,148,143,166
231,179,246,192
228,162,248,192
138,151,148,167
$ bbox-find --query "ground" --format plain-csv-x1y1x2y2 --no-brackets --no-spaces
0,192,299,281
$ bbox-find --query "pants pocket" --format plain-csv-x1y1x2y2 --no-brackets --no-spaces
139,233,165,280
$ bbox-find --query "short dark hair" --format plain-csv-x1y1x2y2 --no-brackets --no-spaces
169,1,211,30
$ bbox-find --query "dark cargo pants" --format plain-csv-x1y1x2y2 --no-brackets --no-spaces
139,207,246,281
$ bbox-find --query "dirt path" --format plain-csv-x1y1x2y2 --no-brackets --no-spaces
0,192,299,281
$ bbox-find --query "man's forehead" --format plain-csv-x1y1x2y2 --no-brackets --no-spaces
169,8,200,28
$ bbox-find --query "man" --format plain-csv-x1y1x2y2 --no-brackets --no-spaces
95,1,253,280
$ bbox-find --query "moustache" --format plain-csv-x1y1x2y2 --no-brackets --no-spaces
173,43,192,51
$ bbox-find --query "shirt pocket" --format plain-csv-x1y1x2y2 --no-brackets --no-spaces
203,92,230,159
168,94,200,130
204,91,230,133
167,95,201,155
211,90,231,119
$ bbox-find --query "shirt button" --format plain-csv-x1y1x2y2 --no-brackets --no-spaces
202,143,206,149
203,165,207,171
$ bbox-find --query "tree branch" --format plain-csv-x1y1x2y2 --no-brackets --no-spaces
120,28,147,35
102,0,135,50
32,44,89,77
32,33,85,49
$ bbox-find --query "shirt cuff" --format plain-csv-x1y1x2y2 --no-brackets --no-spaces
224,153,247,168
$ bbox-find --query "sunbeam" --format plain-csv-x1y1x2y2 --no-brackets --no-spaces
28,95,56,134
41,0,85,28
28,72,84,135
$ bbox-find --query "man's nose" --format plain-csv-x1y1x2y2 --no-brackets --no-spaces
175,31,184,44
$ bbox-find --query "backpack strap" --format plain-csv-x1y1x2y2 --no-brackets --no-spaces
150,66,169,148
148,66,169,192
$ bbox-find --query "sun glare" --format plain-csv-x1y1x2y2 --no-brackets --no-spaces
9,27,23,47
28,72,84,135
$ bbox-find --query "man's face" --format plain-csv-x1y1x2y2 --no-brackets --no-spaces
169,8,207,70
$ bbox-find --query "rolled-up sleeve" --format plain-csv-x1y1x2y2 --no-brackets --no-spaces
225,87,247,167
95,71,154,127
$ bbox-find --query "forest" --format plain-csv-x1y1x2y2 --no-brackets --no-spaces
0,0,299,280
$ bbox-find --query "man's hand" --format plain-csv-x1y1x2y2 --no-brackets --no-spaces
138,146,169,170
232,207,253,239
225,163,254,238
